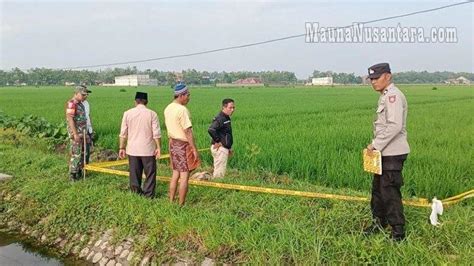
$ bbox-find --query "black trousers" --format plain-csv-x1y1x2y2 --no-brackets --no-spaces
371,154,407,227
128,155,157,198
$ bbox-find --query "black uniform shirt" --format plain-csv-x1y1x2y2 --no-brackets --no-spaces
208,111,233,149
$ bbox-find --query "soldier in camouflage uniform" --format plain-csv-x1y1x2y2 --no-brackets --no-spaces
65,85,91,181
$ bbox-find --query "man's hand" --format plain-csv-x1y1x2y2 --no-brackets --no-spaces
191,146,199,161
213,142,222,151
154,148,161,159
119,148,126,159
73,134,81,143
366,144,376,155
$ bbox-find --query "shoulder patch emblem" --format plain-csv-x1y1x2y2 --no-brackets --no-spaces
389,95,396,103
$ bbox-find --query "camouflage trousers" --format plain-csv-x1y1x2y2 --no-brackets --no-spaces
69,137,90,174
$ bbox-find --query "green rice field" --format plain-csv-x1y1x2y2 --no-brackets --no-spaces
0,85,472,198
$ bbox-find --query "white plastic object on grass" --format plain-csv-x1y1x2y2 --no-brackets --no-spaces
430,197,443,226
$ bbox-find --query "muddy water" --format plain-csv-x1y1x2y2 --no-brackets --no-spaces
0,229,87,265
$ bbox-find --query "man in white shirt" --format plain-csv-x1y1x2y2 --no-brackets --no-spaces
81,85,93,164
119,92,161,198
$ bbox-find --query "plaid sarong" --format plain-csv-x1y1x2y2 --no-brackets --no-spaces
169,138,200,172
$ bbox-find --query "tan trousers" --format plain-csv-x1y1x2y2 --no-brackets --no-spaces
211,145,229,178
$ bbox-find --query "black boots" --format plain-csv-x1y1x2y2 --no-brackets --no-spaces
69,173,79,182
69,170,83,182
391,225,405,241
363,219,388,236
363,219,405,242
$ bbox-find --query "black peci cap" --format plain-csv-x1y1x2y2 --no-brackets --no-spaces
368,63,391,79
135,92,148,100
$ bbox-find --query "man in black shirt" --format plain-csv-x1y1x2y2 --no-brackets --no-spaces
208,98,235,178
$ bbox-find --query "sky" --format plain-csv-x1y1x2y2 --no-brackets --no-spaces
0,0,472,78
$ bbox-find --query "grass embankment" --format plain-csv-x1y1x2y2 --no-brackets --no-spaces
1,85,473,198
0,129,472,264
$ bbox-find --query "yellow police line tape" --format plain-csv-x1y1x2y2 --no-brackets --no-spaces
89,148,210,168
84,150,473,208
441,189,474,206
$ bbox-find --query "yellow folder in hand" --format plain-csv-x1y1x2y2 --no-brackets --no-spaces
363,149,382,175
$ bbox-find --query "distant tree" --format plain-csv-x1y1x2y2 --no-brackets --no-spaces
166,72,176,87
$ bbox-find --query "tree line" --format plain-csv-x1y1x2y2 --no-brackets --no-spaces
312,70,474,84
0,67,472,86
0,67,298,86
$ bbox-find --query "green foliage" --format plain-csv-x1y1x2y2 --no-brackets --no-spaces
392,71,474,84
0,68,298,86
0,111,68,149
1,68,473,87
312,70,362,84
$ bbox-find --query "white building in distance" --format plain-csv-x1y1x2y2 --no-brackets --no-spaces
444,76,471,85
115,75,158,86
311,76,333,85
